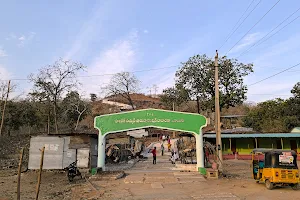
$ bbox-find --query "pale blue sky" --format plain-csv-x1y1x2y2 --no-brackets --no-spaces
0,0,299,102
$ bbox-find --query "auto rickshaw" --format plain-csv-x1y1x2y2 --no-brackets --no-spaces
251,148,300,190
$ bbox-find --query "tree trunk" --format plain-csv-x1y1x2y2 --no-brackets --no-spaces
28,123,31,135
75,114,81,131
196,97,200,114
47,110,50,135
53,102,58,134
128,98,135,110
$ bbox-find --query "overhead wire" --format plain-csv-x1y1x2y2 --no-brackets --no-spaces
237,13,300,58
248,93,291,96
225,0,281,56
248,62,300,87
218,0,258,50
0,65,180,82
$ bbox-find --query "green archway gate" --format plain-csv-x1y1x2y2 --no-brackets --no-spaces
94,108,207,174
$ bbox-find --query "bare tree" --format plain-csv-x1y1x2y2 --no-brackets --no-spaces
29,59,86,134
0,81,16,102
62,91,89,131
105,72,140,109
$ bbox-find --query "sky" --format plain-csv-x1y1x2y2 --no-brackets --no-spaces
0,0,300,102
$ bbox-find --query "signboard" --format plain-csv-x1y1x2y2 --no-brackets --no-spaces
279,152,294,165
94,109,206,135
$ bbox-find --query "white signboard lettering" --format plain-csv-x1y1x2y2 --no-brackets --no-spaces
279,152,294,164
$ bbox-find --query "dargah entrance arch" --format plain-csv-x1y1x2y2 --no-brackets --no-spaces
94,109,207,174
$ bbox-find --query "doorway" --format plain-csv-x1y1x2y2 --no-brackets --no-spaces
276,139,282,149
290,140,297,153
231,139,236,153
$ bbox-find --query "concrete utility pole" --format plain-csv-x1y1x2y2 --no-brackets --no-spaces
214,50,223,169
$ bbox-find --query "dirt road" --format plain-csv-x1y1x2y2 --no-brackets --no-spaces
1,157,299,199
72,157,300,200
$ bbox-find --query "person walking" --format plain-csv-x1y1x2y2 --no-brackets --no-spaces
167,142,171,152
161,143,164,156
151,147,157,164
167,137,171,152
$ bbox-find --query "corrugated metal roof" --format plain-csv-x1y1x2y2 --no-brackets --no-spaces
204,133,300,138
221,115,246,118
206,127,254,134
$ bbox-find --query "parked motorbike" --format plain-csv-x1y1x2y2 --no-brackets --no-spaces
65,161,82,182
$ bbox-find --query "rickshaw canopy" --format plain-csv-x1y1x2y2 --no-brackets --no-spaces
252,148,298,169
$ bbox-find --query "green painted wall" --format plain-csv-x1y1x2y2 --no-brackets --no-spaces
283,139,291,150
236,138,254,154
258,138,273,149
221,138,297,155
222,139,231,154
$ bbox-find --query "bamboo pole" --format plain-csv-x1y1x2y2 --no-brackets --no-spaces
0,80,11,136
17,148,24,200
35,146,45,200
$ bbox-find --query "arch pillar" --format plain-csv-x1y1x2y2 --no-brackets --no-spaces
195,132,205,174
97,133,106,170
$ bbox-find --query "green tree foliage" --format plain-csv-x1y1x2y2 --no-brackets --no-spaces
105,72,140,109
291,82,300,98
62,91,90,130
175,54,253,112
244,82,300,132
160,86,189,110
29,59,85,133
2,100,44,135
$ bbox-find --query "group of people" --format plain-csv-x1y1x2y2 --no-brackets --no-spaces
151,136,179,165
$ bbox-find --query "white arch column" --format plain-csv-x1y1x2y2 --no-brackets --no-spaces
195,131,205,174
97,133,106,170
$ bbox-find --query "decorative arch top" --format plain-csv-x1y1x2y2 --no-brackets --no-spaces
94,108,207,135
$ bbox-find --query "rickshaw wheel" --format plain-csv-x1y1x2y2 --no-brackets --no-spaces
265,180,274,190
291,183,299,190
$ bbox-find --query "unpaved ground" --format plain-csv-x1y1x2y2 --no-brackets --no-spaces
1,157,300,199
0,170,83,200
71,157,300,200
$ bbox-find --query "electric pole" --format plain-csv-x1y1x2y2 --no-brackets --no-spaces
214,50,223,171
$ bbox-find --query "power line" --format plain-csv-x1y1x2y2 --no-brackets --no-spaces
225,0,281,55
248,62,300,87
248,93,291,96
0,65,180,82
219,0,260,50
237,14,300,58
238,13,300,58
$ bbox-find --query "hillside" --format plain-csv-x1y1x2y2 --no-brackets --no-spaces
104,93,164,109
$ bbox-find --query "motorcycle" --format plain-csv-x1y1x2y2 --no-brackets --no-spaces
65,160,82,182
